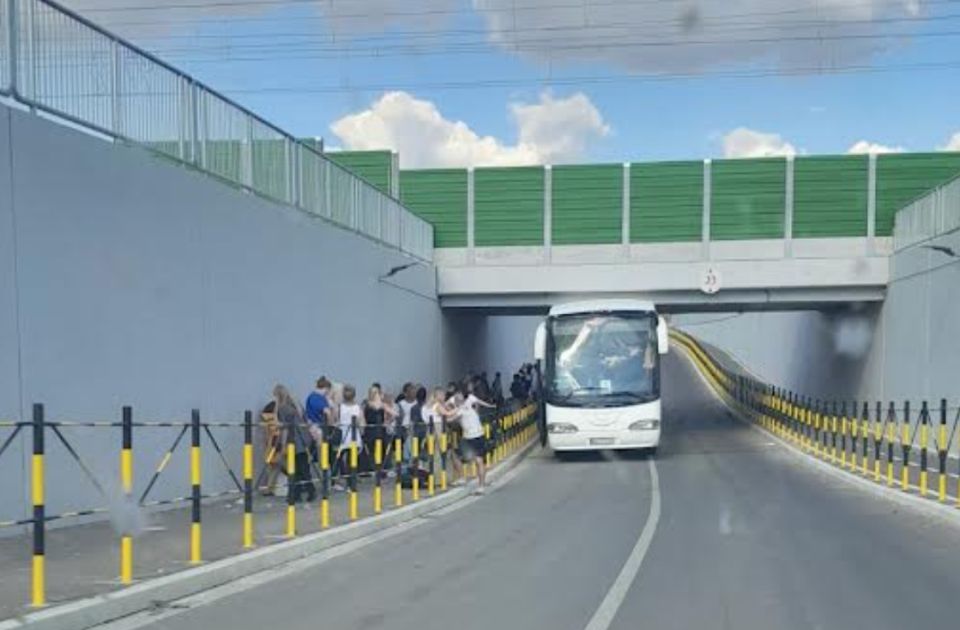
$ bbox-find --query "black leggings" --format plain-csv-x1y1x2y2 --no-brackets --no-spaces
289,452,316,502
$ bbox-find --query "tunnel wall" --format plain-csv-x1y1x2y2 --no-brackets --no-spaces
0,104,441,524
674,225,960,414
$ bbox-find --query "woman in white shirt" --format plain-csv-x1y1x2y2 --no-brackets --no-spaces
335,385,364,484
453,391,495,493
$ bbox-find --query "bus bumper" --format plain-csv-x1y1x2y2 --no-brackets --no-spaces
548,427,661,451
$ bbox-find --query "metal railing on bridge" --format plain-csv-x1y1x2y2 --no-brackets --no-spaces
0,0,433,262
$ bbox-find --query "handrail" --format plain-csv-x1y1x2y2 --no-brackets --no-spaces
0,0,433,261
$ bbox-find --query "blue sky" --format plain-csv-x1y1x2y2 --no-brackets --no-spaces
75,0,960,167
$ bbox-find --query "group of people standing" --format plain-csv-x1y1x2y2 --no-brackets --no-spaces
261,376,498,503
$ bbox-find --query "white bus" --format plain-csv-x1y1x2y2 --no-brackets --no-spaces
534,299,669,454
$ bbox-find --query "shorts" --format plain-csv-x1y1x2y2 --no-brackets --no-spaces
460,437,486,461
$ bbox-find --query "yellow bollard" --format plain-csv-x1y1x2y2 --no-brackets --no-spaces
120,406,134,583
31,404,46,608
243,410,254,549
349,442,358,521
190,410,203,564
320,440,330,528
886,421,894,487
920,417,929,497
394,437,403,507
484,424,492,468
427,434,436,496
901,415,910,492
411,435,420,502
374,438,383,514
440,428,448,491
286,441,296,537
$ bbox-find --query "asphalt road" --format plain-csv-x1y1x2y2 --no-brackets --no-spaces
98,352,960,630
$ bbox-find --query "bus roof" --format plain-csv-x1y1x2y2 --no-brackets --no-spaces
548,299,657,317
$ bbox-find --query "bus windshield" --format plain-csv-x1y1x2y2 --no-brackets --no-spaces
546,312,660,407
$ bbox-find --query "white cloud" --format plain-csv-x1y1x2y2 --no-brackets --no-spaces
847,140,906,154
472,0,922,72
940,132,960,152
721,127,797,159
330,91,610,168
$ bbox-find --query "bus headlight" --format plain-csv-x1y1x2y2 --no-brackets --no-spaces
629,419,660,431
547,423,579,434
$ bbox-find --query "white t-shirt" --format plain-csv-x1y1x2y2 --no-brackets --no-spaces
339,403,362,446
398,399,416,427
459,398,484,439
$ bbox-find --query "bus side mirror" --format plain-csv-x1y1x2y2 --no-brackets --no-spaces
657,316,669,355
534,322,546,361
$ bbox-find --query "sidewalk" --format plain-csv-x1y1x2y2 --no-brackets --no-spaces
0,452,507,620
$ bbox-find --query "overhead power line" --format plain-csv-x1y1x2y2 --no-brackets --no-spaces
209,58,960,95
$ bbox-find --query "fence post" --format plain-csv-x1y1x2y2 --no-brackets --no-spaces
7,0,19,98
120,406,133,583
189,410,202,564
243,410,254,548
31,403,45,608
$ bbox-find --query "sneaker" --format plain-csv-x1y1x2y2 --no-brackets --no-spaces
473,487,486,496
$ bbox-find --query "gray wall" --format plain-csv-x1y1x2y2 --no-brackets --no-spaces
673,225,960,451
0,104,442,523
440,313,539,386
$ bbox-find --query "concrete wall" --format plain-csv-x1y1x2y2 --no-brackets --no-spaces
0,104,441,524
440,313,539,387
674,225,960,431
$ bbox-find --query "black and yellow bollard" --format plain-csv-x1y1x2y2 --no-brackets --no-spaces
901,401,911,492
190,409,202,564
320,430,330,528
919,401,929,497
31,403,46,608
349,421,359,521
873,401,883,482
243,410,254,549
886,402,896,487
427,421,436,496
840,402,848,469
411,426,420,502
394,436,403,507
484,423,492,468
285,427,296,538
850,401,859,471
374,428,383,514
938,399,947,503
860,402,870,476
120,406,134,583
439,419,448,491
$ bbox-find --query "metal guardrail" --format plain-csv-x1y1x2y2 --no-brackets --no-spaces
894,174,960,252
0,0,433,262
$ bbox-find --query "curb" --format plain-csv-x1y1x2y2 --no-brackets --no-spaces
3,439,540,630
674,342,960,527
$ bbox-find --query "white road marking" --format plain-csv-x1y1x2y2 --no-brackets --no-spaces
583,458,661,630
